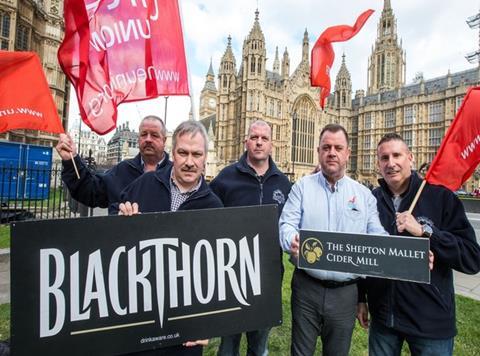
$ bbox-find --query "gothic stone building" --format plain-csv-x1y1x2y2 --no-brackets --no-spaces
199,1,480,188
0,0,69,148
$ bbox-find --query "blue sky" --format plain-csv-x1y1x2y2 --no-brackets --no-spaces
69,0,480,137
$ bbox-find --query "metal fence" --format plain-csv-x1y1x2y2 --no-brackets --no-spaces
0,165,86,224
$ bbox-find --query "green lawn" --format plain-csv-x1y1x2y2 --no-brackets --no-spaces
0,225,9,249
1,256,479,355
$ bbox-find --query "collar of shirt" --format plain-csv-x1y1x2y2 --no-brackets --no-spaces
318,172,346,193
141,154,165,172
169,170,202,194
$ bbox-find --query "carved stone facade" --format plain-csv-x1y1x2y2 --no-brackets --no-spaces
0,0,69,148
106,122,139,165
199,1,480,188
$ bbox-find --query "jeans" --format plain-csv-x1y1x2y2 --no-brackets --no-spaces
217,328,270,356
369,320,454,356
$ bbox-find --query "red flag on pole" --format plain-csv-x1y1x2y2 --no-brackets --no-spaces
425,86,480,191
0,51,64,134
311,9,374,108
58,0,190,135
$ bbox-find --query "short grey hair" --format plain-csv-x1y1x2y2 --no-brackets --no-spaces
172,120,208,153
139,115,166,137
247,120,271,137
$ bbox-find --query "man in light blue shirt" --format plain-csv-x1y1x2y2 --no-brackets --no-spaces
279,124,386,356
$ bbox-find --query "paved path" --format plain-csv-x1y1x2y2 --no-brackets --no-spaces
455,213,480,300
1,210,479,304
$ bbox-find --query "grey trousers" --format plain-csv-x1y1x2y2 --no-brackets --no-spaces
291,269,358,356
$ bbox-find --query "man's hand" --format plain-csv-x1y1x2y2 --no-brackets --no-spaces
356,302,369,329
118,202,139,216
395,211,422,236
55,133,77,161
290,234,300,259
183,339,209,347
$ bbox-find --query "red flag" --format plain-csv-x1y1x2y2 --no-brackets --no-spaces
0,51,64,134
425,87,480,191
58,0,190,135
311,9,374,108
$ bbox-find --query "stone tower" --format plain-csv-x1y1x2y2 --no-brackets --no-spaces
333,54,352,109
216,35,237,162
367,0,406,94
199,59,217,119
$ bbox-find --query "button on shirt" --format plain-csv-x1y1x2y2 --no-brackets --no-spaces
279,172,387,281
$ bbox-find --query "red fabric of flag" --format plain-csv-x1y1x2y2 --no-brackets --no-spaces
58,0,190,135
0,51,64,134
311,9,374,108
425,87,480,191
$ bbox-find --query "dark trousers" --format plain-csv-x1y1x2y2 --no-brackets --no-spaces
291,269,357,356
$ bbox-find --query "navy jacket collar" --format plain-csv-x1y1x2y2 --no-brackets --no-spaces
236,152,281,180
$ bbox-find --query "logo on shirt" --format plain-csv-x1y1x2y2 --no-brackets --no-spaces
301,238,323,264
347,195,359,211
272,189,285,205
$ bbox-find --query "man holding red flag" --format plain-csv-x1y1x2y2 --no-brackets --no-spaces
357,133,480,355
56,115,171,214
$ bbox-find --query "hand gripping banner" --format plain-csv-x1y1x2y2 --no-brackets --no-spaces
58,0,190,135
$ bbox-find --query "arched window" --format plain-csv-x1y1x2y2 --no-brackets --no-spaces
250,58,256,74
292,96,317,164
257,59,262,74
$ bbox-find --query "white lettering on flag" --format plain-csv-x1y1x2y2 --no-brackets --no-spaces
460,134,480,160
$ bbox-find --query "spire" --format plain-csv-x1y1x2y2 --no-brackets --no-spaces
273,46,280,74
368,0,405,94
202,58,216,92
207,57,214,76
335,52,351,89
334,52,352,108
247,9,265,42
302,28,309,62
282,46,290,78
221,35,236,69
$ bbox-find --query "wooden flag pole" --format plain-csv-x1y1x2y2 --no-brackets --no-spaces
408,179,426,214
69,152,80,179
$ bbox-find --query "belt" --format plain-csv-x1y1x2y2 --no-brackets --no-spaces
298,269,360,289
317,278,360,289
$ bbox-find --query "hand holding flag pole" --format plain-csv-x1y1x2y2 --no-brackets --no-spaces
55,134,80,179
408,86,480,214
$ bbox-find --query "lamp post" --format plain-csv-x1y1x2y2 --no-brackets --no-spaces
164,96,169,127
465,12,480,64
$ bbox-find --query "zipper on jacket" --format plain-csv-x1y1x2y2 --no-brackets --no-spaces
384,191,397,328
256,174,264,204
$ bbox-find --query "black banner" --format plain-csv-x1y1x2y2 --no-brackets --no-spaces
298,230,430,283
10,206,282,356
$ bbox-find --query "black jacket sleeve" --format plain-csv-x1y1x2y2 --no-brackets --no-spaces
208,176,224,202
430,189,480,275
61,155,109,208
